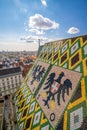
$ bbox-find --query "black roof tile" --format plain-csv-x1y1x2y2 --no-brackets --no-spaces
0,67,22,77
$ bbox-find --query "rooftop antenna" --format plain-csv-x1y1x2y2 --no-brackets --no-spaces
37,39,40,56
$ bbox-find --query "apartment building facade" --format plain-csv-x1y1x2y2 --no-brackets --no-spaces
0,67,23,97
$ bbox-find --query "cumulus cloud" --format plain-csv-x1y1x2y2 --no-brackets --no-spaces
67,27,80,34
29,14,59,30
41,0,47,7
29,29,45,35
20,35,48,44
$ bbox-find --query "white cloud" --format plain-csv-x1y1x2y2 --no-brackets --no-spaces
29,14,59,30
20,35,48,44
41,0,47,7
29,29,45,35
67,27,80,34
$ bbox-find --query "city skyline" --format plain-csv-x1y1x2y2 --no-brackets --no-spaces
0,0,87,51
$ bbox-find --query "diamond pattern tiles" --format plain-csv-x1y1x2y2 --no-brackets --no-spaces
15,82,53,130
14,35,87,130
70,107,83,130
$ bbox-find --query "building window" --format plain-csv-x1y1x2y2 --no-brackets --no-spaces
2,79,4,82
8,86,10,89
7,78,9,81
3,86,5,90
12,81,13,84
15,79,17,83
12,84,14,88
11,80,13,84
19,78,21,83
15,83,18,86
3,82,5,86
7,81,9,85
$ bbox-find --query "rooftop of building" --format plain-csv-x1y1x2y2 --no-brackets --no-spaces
0,67,22,77
13,34,87,130
46,34,87,45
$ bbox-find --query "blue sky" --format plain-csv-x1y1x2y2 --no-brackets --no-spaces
0,0,87,51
